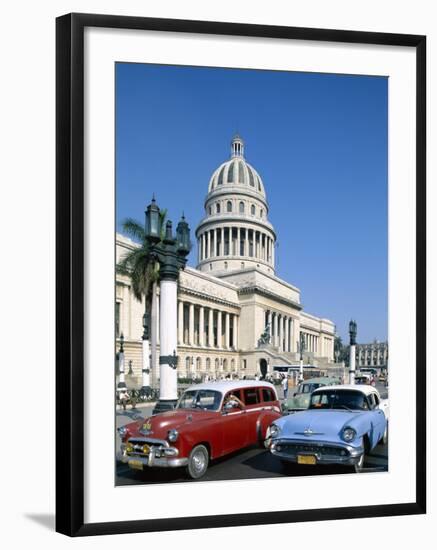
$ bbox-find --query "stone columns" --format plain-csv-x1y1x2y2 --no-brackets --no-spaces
217,310,222,348
208,308,214,347
207,231,211,258
225,312,230,349
285,317,289,353
189,303,194,345
221,227,224,256
237,227,241,256
245,229,249,257
273,313,278,348
278,315,283,352
177,300,183,344
233,314,238,349
199,306,205,347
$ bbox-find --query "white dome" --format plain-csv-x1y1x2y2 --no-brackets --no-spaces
207,136,266,198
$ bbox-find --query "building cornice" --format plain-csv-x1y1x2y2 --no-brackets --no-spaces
237,285,302,311
179,285,240,310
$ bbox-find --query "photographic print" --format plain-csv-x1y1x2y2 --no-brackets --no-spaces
114,63,389,485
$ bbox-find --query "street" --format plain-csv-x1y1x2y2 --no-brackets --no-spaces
115,382,388,485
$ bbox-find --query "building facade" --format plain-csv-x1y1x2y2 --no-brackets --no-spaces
355,341,388,371
116,136,336,386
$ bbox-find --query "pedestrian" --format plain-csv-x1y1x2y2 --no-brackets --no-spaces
282,375,289,400
119,389,129,411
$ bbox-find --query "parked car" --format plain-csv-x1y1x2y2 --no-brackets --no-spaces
267,384,389,472
118,380,281,479
283,377,341,412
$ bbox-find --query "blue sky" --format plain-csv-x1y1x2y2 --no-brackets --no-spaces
116,63,388,344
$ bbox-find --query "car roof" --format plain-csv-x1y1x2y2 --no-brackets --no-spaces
185,380,276,394
312,384,379,396
300,377,340,384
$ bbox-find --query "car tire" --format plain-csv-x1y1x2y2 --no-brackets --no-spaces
186,444,209,479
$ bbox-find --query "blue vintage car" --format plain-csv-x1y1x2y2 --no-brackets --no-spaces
267,385,388,472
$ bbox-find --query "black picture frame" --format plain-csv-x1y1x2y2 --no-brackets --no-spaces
56,12,426,537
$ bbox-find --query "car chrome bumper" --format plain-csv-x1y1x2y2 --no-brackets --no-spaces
118,443,188,469
269,438,364,466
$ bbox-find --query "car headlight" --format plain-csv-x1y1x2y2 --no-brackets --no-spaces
269,424,281,439
168,429,179,443
342,427,356,442
117,426,128,439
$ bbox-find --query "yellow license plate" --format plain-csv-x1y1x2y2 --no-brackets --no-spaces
129,459,144,471
297,454,316,465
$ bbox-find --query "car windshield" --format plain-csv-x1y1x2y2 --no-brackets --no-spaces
177,390,222,411
309,389,369,411
298,383,321,394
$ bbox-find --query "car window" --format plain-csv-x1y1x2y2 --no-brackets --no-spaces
309,390,369,411
261,388,275,403
302,384,311,393
177,390,221,410
244,388,260,406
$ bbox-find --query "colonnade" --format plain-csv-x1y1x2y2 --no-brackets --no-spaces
264,310,295,353
300,331,320,354
178,300,238,350
198,226,274,265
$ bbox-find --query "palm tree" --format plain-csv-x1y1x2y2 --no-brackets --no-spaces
116,210,167,385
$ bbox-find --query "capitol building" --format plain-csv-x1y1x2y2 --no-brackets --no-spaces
116,135,336,384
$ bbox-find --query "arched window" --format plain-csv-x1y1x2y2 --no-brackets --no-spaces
217,166,225,185
251,204,256,216
206,358,211,370
208,206,212,215
260,209,263,219
239,201,245,214
238,161,244,183
223,358,228,371
227,201,232,212
227,161,235,183
216,202,221,214
248,168,255,187
231,359,235,371
196,357,201,371
185,356,191,373
215,358,219,370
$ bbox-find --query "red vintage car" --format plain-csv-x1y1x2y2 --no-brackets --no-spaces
118,380,282,479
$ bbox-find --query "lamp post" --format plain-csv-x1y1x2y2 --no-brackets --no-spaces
141,310,151,394
117,334,127,392
298,332,305,383
143,198,191,414
349,320,358,384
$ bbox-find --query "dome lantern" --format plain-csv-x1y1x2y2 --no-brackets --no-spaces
231,134,244,158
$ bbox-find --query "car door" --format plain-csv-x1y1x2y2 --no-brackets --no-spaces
368,392,386,447
242,387,263,444
220,390,248,455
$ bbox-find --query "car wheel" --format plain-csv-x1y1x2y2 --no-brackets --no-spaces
186,444,209,479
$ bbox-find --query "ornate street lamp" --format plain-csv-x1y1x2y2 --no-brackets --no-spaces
141,310,151,396
142,198,191,414
117,333,127,391
349,319,358,384
145,196,161,242
298,332,305,382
